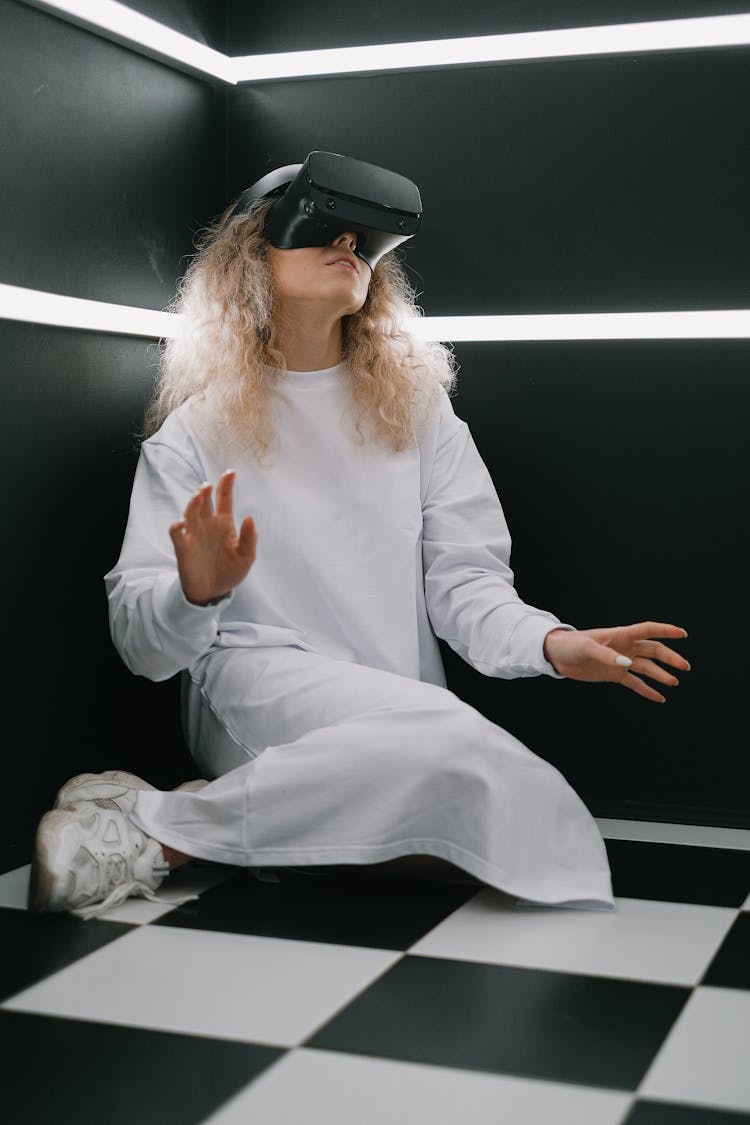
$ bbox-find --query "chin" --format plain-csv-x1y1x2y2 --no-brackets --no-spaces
343,300,367,318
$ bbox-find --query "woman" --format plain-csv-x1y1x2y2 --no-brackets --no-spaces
28,156,689,920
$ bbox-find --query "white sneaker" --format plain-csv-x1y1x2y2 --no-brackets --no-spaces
54,770,209,815
28,800,176,920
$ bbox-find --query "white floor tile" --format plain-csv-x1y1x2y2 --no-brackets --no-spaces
596,819,750,850
639,986,750,1113
409,891,737,986
1,925,400,1046
202,1047,634,1125
0,864,30,909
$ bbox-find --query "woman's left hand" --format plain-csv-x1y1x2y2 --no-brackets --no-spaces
543,622,690,703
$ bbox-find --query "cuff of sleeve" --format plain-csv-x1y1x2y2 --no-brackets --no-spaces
156,574,235,636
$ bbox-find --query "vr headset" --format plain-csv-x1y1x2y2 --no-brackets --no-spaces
226,151,422,271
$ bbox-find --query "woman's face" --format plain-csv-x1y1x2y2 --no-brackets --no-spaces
266,231,371,317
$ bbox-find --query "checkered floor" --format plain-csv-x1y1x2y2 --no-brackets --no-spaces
1,818,749,1125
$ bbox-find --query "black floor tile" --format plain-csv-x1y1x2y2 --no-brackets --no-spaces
306,955,691,1091
155,867,479,949
0,1009,282,1125
605,840,750,907
625,1099,750,1123
0,906,132,1003
701,911,750,990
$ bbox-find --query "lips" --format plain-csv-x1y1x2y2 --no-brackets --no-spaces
327,253,358,271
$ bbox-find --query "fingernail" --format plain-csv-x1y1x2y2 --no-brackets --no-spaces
223,468,235,475
682,630,688,637
615,655,632,667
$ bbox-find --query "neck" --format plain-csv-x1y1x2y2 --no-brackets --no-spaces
271,305,344,371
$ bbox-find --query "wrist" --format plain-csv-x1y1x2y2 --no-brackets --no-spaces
184,589,231,607
543,627,568,671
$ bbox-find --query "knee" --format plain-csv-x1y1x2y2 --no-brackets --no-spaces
434,704,497,760
423,705,548,792
406,708,496,794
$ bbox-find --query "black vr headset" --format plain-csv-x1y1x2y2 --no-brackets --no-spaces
226,151,422,272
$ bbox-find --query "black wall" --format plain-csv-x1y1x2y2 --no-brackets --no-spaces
2,0,748,847
225,50,749,312
224,3,750,826
1,0,225,845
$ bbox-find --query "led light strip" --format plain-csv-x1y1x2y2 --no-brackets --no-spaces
411,310,750,341
20,3,750,84
3,284,749,341
0,284,179,338
231,15,750,82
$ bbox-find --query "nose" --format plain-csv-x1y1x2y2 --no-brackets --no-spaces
332,231,357,252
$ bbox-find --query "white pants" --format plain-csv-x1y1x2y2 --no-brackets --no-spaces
129,645,615,909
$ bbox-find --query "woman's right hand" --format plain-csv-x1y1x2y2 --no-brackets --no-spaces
169,470,258,606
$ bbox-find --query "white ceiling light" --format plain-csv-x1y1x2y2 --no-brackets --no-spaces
231,15,750,82
2,285,748,341
22,0,234,82
20,4,750,83
0,284,179,338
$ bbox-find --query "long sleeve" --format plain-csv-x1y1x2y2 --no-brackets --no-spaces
421,390,575,679
103,437,235,683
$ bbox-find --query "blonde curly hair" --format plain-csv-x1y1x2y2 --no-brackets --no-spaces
138,195,460,467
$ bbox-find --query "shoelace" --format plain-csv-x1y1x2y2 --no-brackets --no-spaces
70,859,200,921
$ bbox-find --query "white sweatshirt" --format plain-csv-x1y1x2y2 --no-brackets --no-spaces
103,360,575,685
